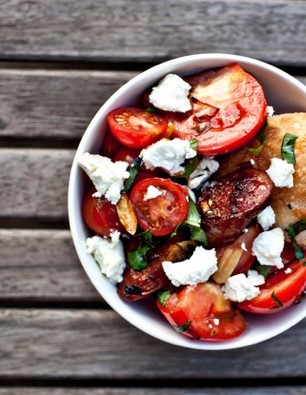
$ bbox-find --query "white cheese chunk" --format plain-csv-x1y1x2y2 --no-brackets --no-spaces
78,152,130,204
266,157,294,188
149,73,192,113
246,269,265,286
266,105,275,117
222,273,261,303
257,205,276,231
86,231,126,284
188,156,219,189
252,227,285,269
143,185,163,201
140,138,197,176
162,246,218,287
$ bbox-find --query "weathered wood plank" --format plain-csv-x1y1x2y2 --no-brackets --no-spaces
0,149,74,219
0,0,306,65
0,69,304,141
0,70,136,140
0,229,100,302
0,388,305,395
0,309,305,378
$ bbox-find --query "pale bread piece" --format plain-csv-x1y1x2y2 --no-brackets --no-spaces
217,113,306,230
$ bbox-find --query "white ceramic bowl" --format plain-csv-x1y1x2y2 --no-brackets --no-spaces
68,53,306,350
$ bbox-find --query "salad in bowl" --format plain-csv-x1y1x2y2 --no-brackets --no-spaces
68,53,306,349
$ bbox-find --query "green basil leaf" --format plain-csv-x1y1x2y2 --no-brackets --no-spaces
183,156,199,178
286,220,306,261
281,133,298,164
175,320,192,333
172,198,208,245
255,263,271,279
157,290,172,306
247,128,267,155
271,291,284,309
189,138,198,151
127,244,150,270
124,156,143,192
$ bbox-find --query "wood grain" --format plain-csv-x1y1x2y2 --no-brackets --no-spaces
0,70,135,140
0,229,100,302
0,149,73,219
0,1,306,65
0,308,305,379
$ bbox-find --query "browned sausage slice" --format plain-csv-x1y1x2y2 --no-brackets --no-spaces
117,239,196,302
198,168,273,248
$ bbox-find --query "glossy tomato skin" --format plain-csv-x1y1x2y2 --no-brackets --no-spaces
129,177,189,236
157,282,247,340
238,260,306,314
165,63,267,155
107,107,168,149
82,188,125,237
113,147,141,164
100,130,122,158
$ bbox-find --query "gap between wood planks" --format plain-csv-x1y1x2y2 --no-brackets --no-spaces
0,377,305,388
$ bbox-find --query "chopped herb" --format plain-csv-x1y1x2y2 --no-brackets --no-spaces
271,291,284,309
145,107,155,113
247,128,267,155
175,320,192,333
189,138,198,151
183,156,199,178
127,230,155,270
127,244,150,270
124,156,143,192
281,133,298,164
157,290,172,306
172,198,207,244
286,219,306,261
255,263,271,279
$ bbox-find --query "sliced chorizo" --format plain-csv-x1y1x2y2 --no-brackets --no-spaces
117,239,196,302
198,168,273,247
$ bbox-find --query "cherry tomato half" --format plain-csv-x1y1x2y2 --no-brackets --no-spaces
129,177,189,236
164,63,267,155
107,107,169,149
238,260,306,314
82,188,125,237
113,147,141,164
157,282,247,341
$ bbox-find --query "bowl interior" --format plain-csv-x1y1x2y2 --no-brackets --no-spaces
68,53,306,350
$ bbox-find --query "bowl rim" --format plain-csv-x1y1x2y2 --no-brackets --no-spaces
68,53,306,350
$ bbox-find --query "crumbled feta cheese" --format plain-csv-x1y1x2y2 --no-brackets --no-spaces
78,152,130,204
241,242,247,252
162,246,218,287
252,227,285,269
246,270,265,286
266,158,294,188
285,267,292,274
266,105,275,117
213,318,220,326
140,138,197,176
222,273,261,303
149,74,192,113
250,159,255,166
86,231,126,284
257,205,276,231
143,185,163,201
188,156,219,189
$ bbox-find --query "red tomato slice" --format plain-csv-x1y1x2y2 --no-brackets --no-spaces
238,260,306,314
107,107,168,149
100,130,122,158
129,177,189,236
113,147,141,164
82,188,125,237
157,282,247,341
164,63,267,155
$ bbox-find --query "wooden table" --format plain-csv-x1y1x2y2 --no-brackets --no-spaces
1,1,306,393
